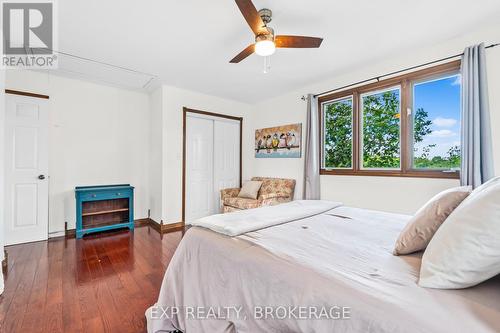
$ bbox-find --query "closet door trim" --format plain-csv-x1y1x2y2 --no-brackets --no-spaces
182,107,243,223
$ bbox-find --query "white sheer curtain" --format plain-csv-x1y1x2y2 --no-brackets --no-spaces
303,94,321,199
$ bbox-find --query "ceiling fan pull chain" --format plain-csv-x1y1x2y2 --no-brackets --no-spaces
263,56,271,74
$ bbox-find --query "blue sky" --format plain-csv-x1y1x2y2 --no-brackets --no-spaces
413,75,461,159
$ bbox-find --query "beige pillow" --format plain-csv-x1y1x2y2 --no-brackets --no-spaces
237,181,263,199
419,177,500,289
393,186,471,255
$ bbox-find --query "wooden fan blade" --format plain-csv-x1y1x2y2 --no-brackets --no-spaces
230,44,255,63
234,0,267,36
275,35,323,48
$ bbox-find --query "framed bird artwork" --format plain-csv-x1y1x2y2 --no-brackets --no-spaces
255,123,302,158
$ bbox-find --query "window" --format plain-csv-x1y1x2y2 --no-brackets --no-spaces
411,74,461,170
319,61,461,178
361,87,401,169
322,96,353,169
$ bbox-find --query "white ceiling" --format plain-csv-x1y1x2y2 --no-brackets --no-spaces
55,0,500,102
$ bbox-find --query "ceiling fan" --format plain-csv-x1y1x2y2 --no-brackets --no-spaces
230,0,323,64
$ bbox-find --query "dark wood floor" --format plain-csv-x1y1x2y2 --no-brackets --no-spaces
0,226,183,333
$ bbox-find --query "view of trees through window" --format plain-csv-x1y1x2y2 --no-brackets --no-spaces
361,89,400,169
321,69,461,174
323,97,353,168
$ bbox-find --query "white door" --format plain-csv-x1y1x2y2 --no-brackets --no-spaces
213,119,240,210
186,116,214,222
4,94,49,245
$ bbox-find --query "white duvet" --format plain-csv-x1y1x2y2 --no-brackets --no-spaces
148,204,500,333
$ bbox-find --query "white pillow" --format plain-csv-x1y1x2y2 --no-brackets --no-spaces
471,174,500,192
393,186,471,255
419,176,500,289
237,181,263,199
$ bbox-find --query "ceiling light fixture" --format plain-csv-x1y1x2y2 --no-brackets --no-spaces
255,38,275,57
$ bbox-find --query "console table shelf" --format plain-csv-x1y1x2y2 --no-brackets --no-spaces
75,184,134,238
82,208,129,217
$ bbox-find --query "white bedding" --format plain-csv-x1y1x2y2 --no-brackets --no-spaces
148,205,500,333
189,200,342,236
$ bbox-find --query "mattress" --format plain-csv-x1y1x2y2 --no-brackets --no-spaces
147,206,500,333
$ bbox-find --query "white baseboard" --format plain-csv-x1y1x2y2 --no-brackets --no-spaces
48,230,65,238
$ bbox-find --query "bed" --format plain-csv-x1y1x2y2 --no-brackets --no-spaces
147,202,500,333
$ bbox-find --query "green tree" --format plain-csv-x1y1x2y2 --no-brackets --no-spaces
414,144,436,168
446,145,461,169
362,91,401,168
414,108,433,143
324,99,352,168
414,145,461,169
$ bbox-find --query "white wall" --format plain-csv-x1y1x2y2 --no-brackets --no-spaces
248,98,307,200
149,88,164,223
5,70,151,234
151,85,253,224
250,22,500,214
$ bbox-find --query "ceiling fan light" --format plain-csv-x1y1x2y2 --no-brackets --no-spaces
255,40,276,57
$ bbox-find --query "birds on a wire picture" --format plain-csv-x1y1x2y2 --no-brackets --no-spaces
255,123,302,158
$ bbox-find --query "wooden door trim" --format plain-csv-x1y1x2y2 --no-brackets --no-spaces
5,89,50,99
182,107,243,223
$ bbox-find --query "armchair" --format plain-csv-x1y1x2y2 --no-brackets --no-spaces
221,177,296,213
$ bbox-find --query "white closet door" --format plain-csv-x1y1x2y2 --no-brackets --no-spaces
213,119,240,211
185,116,214,222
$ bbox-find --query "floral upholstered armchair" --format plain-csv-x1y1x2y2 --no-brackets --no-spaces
220,177,296,213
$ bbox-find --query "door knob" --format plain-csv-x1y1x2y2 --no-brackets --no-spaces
38,175,46,180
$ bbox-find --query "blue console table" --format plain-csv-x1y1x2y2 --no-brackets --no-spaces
75,184,134,238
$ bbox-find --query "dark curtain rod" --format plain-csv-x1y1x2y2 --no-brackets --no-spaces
304,42,500,100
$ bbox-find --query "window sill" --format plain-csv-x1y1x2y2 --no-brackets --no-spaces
320,169,460,179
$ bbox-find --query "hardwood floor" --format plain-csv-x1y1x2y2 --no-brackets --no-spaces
0,226,183,333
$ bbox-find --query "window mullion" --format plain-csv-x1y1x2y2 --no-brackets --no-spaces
353,91,360,172
401,79,410,174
